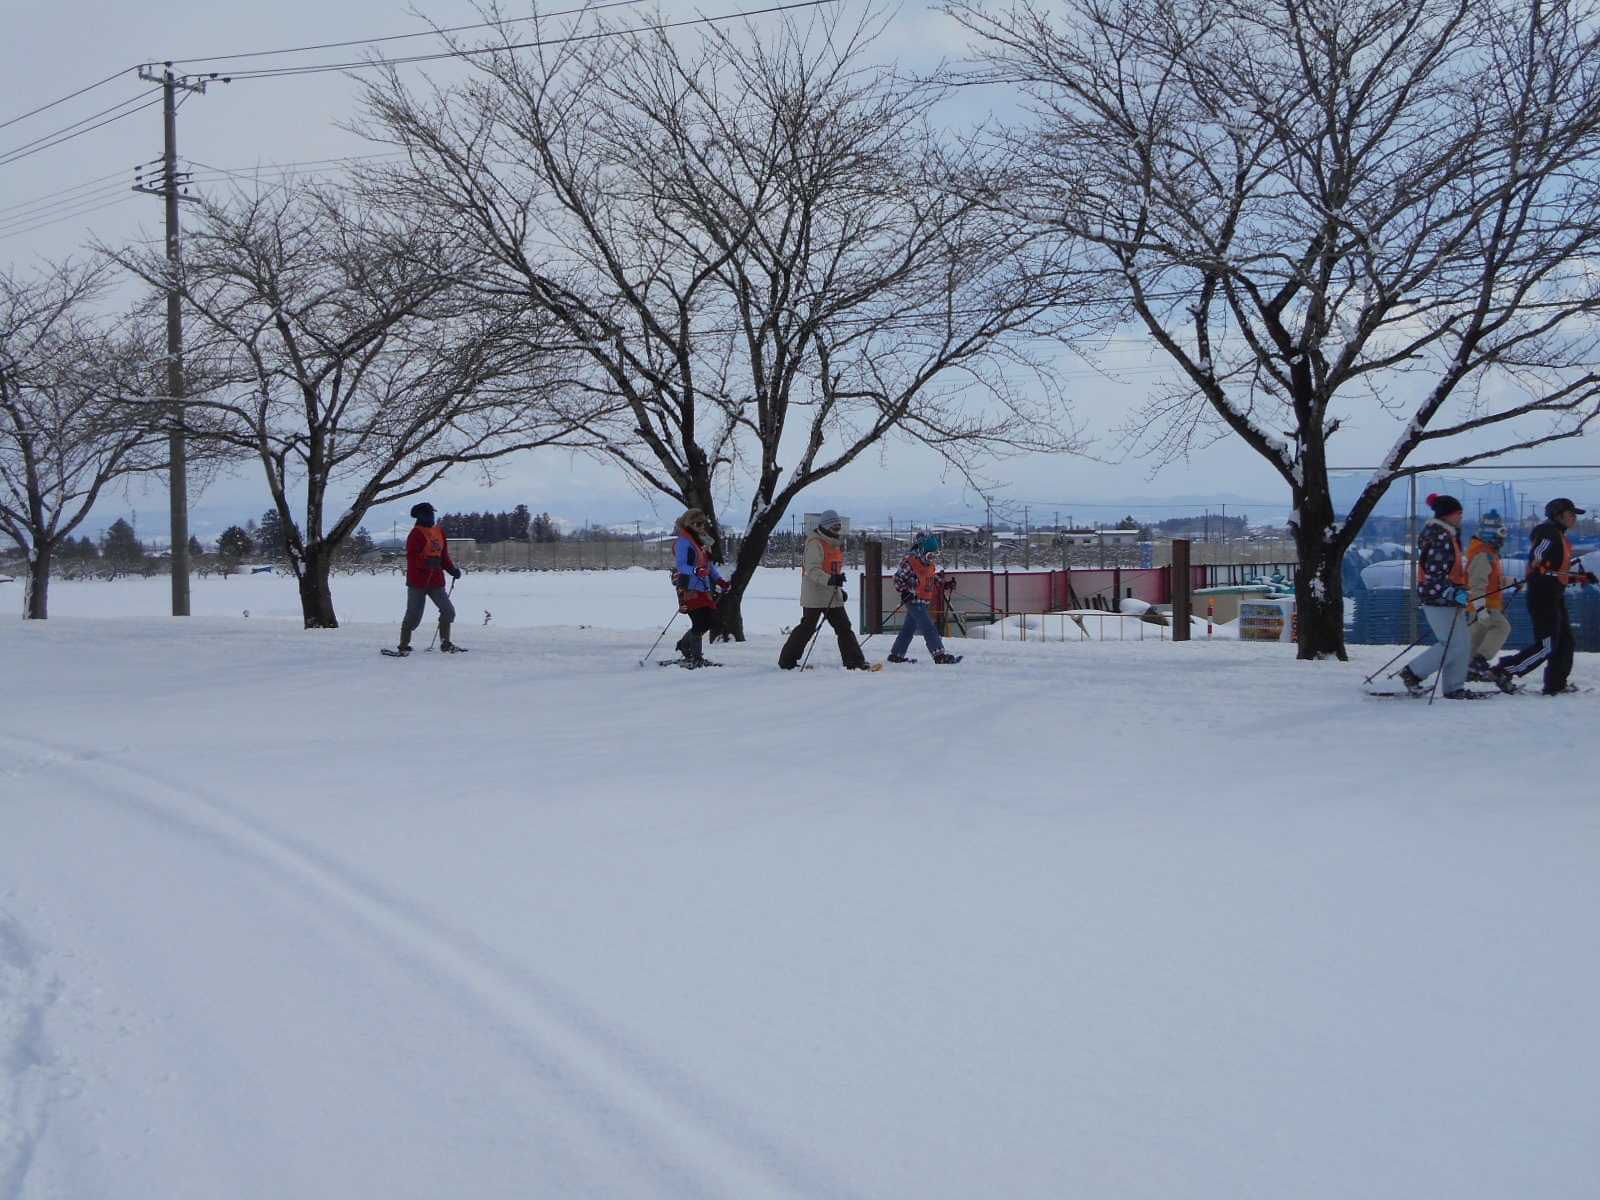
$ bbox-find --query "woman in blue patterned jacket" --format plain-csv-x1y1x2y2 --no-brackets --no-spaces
1397,494,1479,698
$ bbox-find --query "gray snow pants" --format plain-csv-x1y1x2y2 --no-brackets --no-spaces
1407,605,1469,694
402,585,456,632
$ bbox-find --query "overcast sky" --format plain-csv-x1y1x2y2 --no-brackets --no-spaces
4,2,1591,542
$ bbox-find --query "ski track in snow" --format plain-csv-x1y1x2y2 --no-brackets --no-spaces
0,730,854,1200
0,911,58,1200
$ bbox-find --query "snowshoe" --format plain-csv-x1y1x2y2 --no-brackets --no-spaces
886,654,916,664
1443,689,1495,700
933,652,963,665
438,642,468,653
381,646,412,657
1487,667,1520,694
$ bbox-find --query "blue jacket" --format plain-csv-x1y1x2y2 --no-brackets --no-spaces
675,532,724,594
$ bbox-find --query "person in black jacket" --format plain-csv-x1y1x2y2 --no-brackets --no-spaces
1492,498,1596,695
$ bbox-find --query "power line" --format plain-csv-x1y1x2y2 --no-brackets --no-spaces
0,92,160,169
0,67,135,133
0,167,131,222
181,0,846,83
158,0,659,66
0,2,656,141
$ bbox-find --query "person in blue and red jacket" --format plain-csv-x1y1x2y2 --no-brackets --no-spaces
394,502,463,655
671,508,728,667
1493,497,1596,695
1397,493,1476,698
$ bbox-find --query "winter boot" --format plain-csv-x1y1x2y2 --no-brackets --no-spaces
395,626,414,656
438,620,467,652
678,632,705,666
1487,665,1520,694
933,652,962,665
1398,666,1425,697
887,653,913,664
1468,655,1492,682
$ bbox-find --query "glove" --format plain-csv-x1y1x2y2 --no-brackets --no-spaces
839,590,848,603
897,590,914,606
448,566,462,580
941,577,956,592
714,577,731,592
1446,586,1469,607
827,573,846,587
695,566,710,579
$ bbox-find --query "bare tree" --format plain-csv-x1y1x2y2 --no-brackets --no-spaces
359,5,1075,637
0,262,165,619
111,181,596,628
954,0,1600,659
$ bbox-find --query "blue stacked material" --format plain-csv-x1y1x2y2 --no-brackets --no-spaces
1349,590,1422,645
1348,583,1600,650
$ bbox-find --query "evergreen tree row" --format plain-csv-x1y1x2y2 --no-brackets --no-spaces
434,505,559,543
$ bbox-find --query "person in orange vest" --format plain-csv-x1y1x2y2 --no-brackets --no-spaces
1465,509,1516,690
1397,494,1478,698
1492,497,1596,696
394,502,463,655
778,510,870,670
888,534,961,665
670,507,729,667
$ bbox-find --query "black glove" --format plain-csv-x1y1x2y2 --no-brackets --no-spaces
839,589,848,603
897,590,914,606
448,566,462,580
827,573,846,587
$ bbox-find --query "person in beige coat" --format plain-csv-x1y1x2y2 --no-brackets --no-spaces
1465,509,1515,685
778,510,870,670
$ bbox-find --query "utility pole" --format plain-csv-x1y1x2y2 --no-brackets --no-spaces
134,64,214,616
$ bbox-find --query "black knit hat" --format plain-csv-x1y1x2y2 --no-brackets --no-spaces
1426,493,1463,517
410,502,435,520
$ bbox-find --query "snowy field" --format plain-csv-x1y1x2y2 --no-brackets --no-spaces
3,567,1596,1200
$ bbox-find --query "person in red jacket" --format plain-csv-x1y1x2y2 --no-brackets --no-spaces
394,502,463,655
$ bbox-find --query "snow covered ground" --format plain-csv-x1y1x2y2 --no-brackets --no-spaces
3,567,1596,1200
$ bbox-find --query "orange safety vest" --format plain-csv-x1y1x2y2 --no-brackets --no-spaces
417,525,446,563
907,555,941,601
819,538,842,578
1466,540,1504,610
1530,528,1578,584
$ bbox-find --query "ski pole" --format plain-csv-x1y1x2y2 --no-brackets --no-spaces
859,601,905,646
1363,635,1426,686
801,586,842,670
640,608,681,667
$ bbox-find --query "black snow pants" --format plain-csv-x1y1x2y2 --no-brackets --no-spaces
1496,588,1573,695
